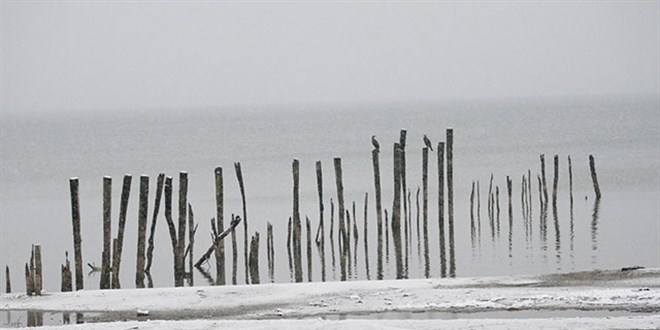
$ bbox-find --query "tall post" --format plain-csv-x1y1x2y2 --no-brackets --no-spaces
422,147,429,277
175,172,188,287
437,142,446,277
552,155,559,208
446,128,455,277
371,148,383,281
135,175,149,288
69,178,84,291
101,176,112,290
292,159,303,283
234,163,249,284
315,161,324,246
392,143,404,279
334,158,347,272
589,155,602,199
363,192,370,280
111,174,132,289
399,129,408,236
214,167,225,285
145,173,165,273
540,154,548,207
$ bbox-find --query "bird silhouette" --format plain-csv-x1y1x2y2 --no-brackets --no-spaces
423,134,433,151
371,135,380,152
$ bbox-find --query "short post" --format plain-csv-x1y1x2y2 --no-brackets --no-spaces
540,154,548,207
267,222,274,283
231,215,238,285
69,177,84,291
175,172,188,287
61,252,72,292
101,176,112,290
589,155,601,199
248,232,260,284
33,245,42,295
5,265,10,293
306,216,312,282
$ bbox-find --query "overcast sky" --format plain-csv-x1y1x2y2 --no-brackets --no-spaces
1,1,658,114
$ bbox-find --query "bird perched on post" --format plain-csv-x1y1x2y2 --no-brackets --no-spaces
371,135,380,152
423,135,433,151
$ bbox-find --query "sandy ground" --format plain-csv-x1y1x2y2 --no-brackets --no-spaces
1,268,659,329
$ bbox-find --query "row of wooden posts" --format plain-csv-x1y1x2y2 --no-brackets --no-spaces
467,153,602,257
4,128,474,293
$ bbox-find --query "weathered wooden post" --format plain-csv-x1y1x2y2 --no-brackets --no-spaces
174,172,188,287
527,169,532,218
234,162,249,284
214,167,226,285
248,232,260,284
470,181,476,249
552,155,559,208
446,128,455,277
135,175,149,288
399,129,408,233
69,177,84,291
292,159,303,283
371,146,383,281
146,173,165,273
231,214,238,285
61,252,72,292
186,203,196,286
163,176,179,285
422,146,430,277
315,161,326,281
287,217,293,281
589,155,602,199
101,176,112,290
496,185,501,236
507,176,513,257
5,266,10,293
540,154,548,207
306,216,312,282
111,174,132,289
267,222,274,283
392,143,404,279
363,192,370,280
334,157,347,280
568,156,574,213
24,263,32,295
437,141,446,277
33,245,42,295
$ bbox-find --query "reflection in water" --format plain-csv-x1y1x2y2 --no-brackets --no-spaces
591,198,601,265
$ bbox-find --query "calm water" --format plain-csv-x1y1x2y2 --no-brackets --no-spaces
1,96,658,292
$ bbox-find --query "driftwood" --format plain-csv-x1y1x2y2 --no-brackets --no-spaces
194,216,242,268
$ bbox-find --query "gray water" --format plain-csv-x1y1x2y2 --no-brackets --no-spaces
1,96,658,291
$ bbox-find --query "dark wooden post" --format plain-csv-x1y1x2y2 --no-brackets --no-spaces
315,161,324,245
333,158,347,275
267,222,274,283
552,155,559,208
24,263,32,296
214,167,226,285
101,176,112,290
568,156,574,210
306,216,312,282
61,252,72,292
470,181,476,248
292,159,303,283
507,176,513,257
422,146,429,277
248,232,260,284
33,245,42,295
371,148,383,281
399,129,408,234
589,155,602,199
287,217,293,281
446,128,455,277
233,162,249,284
69,178,84,291
392,143,404,279
231,214,238,285
187,203,196,286
5,265,10,293
146,173,165,273
437,142,446,277
135,175,149,288
540,154,548,207
174,172,188,287
111,174,132,289
163,176,179,285
362,192,370,280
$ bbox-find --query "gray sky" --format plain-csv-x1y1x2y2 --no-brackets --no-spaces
1,1,658,114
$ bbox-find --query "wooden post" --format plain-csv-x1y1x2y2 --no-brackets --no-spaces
553,155,559,208
496,185,501,236
371,148,383,281
33,245,42,295
363,192,370,280
267,222,274,283
527,169,532,219
446,128,455,277
306,216,312,282
134,175,149,289
231,215,238,285
315,161,326,282
214,167,225,285
437,142,446,277
248,232,260,284
470,181,475,248
334,157,347,279
392,143,404,279
186,203,196,286
422,146,429,277
415,187,420,257
69,177,84,291
330,198,336,278
174,172,188,287
233,162,249,284
111,174,132,289
540,154,548,207
507,176,513,257
568,156,574,210
589,155,602,199
537,174,544,210
292,159,303,283
194,216,241,268
5,265,10,293
287,217,293,281
101,176,112,290
146,173,165,273
25,263,33,296
399,129,408,236
163,176,179,285
61,252,72,292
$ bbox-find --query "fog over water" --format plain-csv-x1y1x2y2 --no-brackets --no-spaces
0,2,658,291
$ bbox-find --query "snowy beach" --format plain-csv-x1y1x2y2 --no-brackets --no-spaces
2,268,659,328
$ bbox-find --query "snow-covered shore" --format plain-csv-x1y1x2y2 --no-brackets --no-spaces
2,268,659,329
